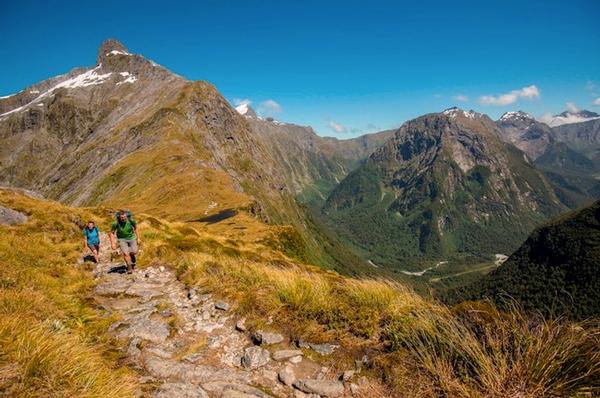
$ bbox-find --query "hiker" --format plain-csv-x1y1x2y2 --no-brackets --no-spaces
83,220,101,263
110,210,140,274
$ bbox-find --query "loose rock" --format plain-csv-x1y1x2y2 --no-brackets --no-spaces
253,330,284,345
293,379,345,397
273,349,303,361
342,370,355,381
235,317,247,332
215,300,230,311
241,346,270,369
278,365,296,387
0,206,27,225
155,382,209,398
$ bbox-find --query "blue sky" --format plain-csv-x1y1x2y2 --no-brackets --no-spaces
1,0,599,137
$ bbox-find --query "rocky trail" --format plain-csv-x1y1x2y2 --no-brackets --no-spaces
91,234,362,398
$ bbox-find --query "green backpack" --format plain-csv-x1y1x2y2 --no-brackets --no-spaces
114,210,134,223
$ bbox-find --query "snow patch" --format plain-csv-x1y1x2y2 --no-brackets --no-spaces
443,107,478,119
500,111,533,121
235,103,249,115
0,66,113,117
107,50,130,56
116,71,138,85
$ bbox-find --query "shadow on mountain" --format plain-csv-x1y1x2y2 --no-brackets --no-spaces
189,209,237,224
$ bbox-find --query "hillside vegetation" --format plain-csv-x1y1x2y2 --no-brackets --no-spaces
2,189,599,397
451,199,600,321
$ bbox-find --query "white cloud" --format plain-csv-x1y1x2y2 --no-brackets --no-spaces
565,102,579,113
538,113,554,125
479,85,540,106
433,93,443,99
328,120,347,133
234,98,251,106
258,99,282,115
453,94,469,102
593,98,600,106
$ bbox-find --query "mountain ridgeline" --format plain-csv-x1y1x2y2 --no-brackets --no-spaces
1,38,599,283
321,108,564,270
496,111,600,208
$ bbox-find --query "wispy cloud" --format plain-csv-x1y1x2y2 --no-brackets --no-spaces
453,94,469,102
594,98,600,106
479,85,540,106
433,93,443,99
233,98,251,106
328,120,347,133
565,102,579,113
538,113,554,125
258,99,282,115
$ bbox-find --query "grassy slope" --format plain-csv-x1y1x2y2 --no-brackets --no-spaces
2,189,598,397
0,190,137,397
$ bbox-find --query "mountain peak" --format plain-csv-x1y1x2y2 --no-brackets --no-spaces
545,109,600,127
441,107,480,120
97,39,130,64
499,111,534,123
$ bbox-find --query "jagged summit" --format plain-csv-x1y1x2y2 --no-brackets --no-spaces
97,39,130,64
441,107,481,120
499,111,534,122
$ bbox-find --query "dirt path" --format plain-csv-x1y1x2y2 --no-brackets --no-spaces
91,233,359,397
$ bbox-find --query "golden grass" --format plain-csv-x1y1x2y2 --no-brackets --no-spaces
0,190,138,397
3,188,599,397
134,215,600,397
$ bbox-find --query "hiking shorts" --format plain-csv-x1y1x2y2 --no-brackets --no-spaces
87,243,100,253
118,239,138,254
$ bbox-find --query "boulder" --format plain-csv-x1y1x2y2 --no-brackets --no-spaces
278,365,296,387
215,300,230,311
0,206,27,225
241,346,270,369
253,330,284,345
293,379,345,397
155,382,209,398
272,349,303,361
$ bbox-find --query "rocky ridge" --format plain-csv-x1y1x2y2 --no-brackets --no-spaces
92,234,368,397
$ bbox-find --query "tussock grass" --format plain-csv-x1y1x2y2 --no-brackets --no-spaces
3,188,599,397
136,216,600,397
0,190,138,397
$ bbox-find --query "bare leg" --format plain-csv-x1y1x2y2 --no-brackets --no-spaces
92,248,100,264
122,252,132,273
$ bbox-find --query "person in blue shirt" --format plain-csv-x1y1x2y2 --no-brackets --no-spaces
83,220,101,263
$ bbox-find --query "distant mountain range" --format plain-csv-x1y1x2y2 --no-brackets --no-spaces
320,108,564,271
496,110,600,208
1,38,599,280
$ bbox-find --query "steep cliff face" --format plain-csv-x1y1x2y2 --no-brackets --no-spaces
496,111,555,160
0,40,295,224
323,108,564,270
244,115,393,205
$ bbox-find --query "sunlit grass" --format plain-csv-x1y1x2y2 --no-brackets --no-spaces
0,190,138,397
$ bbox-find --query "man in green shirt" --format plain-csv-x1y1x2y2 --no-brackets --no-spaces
110,210,140,274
